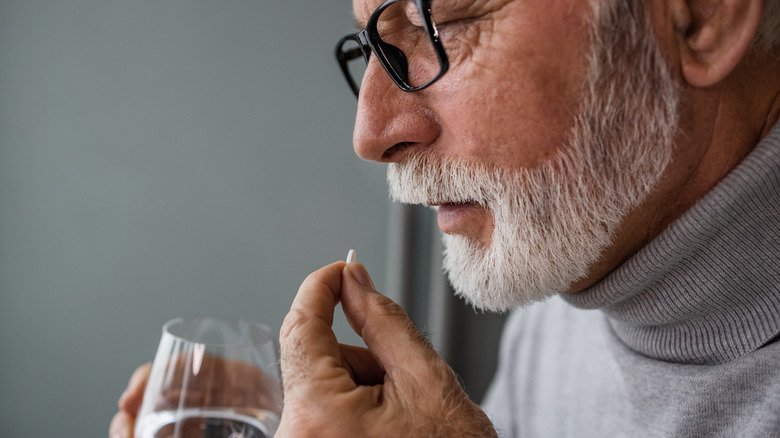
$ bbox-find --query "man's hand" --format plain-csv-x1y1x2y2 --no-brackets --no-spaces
110,363,151,438
110,261,495,437
110,354,282,437
277,261,496,437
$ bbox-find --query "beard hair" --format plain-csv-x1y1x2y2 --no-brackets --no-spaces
387,1,680,312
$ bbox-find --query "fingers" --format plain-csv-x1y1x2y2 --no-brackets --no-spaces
108,411,134,438
112,363,147,437
287,261,345,328
153,354,282,413
341,263,443,375
280,261,354,394
118,363,151,415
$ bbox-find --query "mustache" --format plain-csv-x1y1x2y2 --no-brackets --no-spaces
386,152,517,207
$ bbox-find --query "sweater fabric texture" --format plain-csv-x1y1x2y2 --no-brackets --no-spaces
482,122,780,437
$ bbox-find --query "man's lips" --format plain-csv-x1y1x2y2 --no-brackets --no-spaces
432,201,483,234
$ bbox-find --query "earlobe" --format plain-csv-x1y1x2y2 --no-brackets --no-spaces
676,0,764,88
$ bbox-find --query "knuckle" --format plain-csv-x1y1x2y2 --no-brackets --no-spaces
300,270,321,288
302,277,339,303
279,309,308,341
299,268,336,295
297,273,340,308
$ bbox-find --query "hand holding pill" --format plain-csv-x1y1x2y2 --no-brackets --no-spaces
275,250,496,436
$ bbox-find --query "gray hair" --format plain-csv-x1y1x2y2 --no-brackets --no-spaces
756,0,780,51
594,0,780,53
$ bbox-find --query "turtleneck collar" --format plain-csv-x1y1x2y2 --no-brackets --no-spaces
562,122,780,365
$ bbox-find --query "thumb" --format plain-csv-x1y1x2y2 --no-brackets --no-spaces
341,263,442,375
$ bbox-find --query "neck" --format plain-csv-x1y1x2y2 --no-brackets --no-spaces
673,50,780,215
562,121,780,364
570,50,780,293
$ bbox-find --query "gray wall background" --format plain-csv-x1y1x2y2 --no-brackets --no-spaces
0,1,507,436
0,1,391,436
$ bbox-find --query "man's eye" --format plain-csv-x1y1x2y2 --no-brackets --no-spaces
436,16,480,41
436,17,468,30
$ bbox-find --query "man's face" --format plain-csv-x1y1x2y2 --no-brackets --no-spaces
353,0,593,241
352,0,680,310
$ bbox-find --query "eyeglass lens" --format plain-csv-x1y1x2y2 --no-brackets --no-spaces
345,0,442,94
340,38,369,94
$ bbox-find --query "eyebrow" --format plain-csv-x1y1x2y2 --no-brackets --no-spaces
352,15,367,30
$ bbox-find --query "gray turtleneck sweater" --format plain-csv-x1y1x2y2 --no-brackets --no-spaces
482,122,780,437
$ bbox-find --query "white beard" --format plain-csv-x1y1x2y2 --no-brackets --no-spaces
386,2,681,312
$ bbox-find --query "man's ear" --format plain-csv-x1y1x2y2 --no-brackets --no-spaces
670,0,764,87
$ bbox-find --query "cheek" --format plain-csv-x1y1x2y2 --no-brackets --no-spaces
437,87,568,168
433,1,591,170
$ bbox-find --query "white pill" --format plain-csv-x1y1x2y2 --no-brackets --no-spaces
346,249,357,263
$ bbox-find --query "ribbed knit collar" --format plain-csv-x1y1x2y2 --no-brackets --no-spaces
562,122,780,365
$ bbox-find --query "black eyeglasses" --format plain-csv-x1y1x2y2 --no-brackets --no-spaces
335,0,449,97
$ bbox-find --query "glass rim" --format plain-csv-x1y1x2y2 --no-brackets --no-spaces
161,316,274,348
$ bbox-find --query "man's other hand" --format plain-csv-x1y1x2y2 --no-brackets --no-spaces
109,355,282,437
277,261,496,437
110,363,150,438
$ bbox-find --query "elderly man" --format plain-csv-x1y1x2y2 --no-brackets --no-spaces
111,0,780,436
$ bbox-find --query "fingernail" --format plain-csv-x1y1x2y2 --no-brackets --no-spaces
348,263,374,288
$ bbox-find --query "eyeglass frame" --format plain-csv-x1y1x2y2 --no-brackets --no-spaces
335,0,450,97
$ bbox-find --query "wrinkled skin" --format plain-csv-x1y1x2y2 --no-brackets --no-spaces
110,263,495,437
110,355,281,437
112,0,780,436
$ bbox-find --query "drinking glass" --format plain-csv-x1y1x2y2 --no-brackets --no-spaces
135,317,283,438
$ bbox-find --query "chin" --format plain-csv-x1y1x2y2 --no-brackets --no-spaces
440,231,568,313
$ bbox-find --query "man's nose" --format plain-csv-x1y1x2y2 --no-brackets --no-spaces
352,62,439,163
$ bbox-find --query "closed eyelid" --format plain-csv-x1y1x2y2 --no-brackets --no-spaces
430,0,495,18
